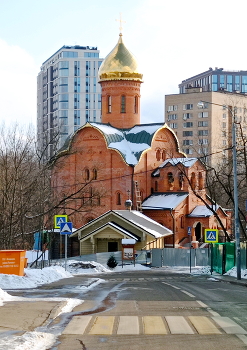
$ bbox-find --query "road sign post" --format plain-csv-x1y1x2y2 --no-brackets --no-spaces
60,222,73,271
188,227,192,273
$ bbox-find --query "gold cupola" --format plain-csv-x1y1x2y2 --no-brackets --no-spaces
98,34,143,82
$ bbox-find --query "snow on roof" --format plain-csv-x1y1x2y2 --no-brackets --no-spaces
188,205,219,217
159,158,198,168
114,210,173,238
142,193,189,210
89,122,164,165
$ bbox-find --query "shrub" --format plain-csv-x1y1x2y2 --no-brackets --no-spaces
107,254,118,269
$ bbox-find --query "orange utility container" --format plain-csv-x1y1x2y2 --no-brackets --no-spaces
0,250,27,276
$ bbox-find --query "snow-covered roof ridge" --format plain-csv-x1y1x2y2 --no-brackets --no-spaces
113,210,172,237
142,192,189,210
159,157,198,168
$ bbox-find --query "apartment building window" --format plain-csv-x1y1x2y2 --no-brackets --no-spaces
59,94,69,109
183,140,193,145
93,77,97,93
198,121,208,127
198,130,208,136
183,131,193,136
198,147,208,154
183,122,193,128
169,123,177,129
74,110,80,125
198,112,208,118
220,75,225,89
183,149,193,155
86,61,91,76
62,51,78,58
235,76,240,91
167,105,178,112
198,139,208,145
183,113,192,120
98,94,101,109
222,122,226,128
86,110,90,122
212,75,218,91
222,139,227,146
74,61,80,76
223,113,226,119
74,77,80,92
86,77,90,93
93,110,96,122
222,131,226,137
59,61,69,77
74,94,80,109
183,104,193,110
242,76,247,93
167,114,177,121
86,94,90,109
227,75,233,92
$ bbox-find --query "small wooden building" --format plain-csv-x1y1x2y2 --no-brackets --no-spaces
71,210,173,255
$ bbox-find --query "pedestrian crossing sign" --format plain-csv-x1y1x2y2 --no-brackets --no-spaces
54,215,68,229
205,229,218,243
60,222,73,235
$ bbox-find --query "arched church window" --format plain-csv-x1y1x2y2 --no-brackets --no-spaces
134,96,138,114
162,150,166,161
156,149,161,161
92,168,97,180
107,95,112,113
85,168,90,181
191,172,196,189
168,172,174,184
198,172,203,190
179,172,184,189
121,95,126,113
116,192,121,205
155,181,158,191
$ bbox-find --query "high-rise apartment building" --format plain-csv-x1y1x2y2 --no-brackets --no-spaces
37,45,103,161
165,89,247,166
179,67,247,94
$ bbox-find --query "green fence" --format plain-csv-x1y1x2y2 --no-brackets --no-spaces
211,242,235,275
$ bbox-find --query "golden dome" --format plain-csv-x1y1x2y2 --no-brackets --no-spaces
98,34,143,82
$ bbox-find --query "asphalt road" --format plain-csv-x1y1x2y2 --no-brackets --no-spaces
4,269,247,349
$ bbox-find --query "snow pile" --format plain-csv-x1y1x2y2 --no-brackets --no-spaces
63,260,110,274
0,331,56,350
0,266,72,290
224,266,247,279
191,266,211,275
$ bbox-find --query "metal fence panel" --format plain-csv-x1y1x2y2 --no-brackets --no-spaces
151,249,163,267
195,249,209,266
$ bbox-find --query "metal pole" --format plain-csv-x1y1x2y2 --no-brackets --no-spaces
232,118,241,280
65,234,67,271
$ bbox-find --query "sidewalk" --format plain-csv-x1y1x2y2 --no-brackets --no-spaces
212,273,247,286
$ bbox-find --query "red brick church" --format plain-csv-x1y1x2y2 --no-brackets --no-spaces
50,33,231,253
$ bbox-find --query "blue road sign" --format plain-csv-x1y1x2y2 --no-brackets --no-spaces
205,229,218,243
54,215,68,229
60,222,73,235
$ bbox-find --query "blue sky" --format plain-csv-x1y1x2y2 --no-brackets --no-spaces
1,0,247,127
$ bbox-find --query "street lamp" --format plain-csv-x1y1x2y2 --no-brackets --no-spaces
197,100,241,280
